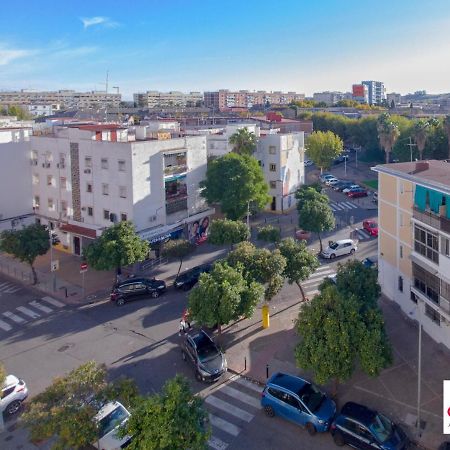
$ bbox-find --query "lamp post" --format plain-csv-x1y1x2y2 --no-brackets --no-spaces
112,86,120,123
409,299,422,438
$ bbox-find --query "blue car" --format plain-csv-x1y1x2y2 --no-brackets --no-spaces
261,372,336,435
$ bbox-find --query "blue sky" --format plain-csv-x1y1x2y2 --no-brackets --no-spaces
1,0,450,99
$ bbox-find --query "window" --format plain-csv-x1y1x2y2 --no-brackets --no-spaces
47,175,54,186
269,163,276,172
48,198,55,211
87,207,93,216
85,156,92,168
87,183,93,193
410,291,418,303
102,183,109,196
414,225,439,264
442,237,450,257
59,153,66,168
119,186,127,198
269,146,276,155
101,158,109,169
31,150,38,163
32,173,39,185
33,196,40,208
270,181,277,189
425,304,440,325
103,209,110,220
121,213,127,222
399,245,403,259
61,201,68,216
60,177,67,190
412,262,439,304
118,160,126,172
398,276,403,292
267,387,284,401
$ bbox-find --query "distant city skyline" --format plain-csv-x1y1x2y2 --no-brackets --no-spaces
1,0,450,100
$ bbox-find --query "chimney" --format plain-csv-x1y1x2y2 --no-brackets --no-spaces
413,161,429,174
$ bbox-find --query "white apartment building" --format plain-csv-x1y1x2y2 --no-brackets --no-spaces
312,91,349,105
386,93,402,107
30,124,213,255
134,91,203,108
361,80,386,105
27,104,61,117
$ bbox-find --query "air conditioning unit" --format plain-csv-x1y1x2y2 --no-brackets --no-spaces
149,215,157,222
84,169,91,174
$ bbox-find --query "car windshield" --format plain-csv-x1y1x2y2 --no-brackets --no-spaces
298,383,324,412
197,343,220,362
368,413,393,443
328,242,339,250
97,405,128,438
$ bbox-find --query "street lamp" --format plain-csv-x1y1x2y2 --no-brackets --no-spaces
112,86,120,123
409,299,422,438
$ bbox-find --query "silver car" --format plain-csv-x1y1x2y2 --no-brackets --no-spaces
1,375,28,415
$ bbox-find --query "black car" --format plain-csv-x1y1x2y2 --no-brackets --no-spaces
333,181,354,191
174,264,212,291
181,329,227,382
110,277,166,306
333,155,349,165
331,402,409,449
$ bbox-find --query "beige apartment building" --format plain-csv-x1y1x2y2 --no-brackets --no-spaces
373,160,450,349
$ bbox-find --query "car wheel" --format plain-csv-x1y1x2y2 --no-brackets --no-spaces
264,405,275,418
333,432,345,446
116,298,125,306
306,422,317,436
195,371,203,382
182,351,187,361
350,249,355,255
151,290,159,298
5,400,22,415
330,253,336,259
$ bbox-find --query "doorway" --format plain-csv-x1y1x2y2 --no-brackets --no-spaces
271,196,276,211
73,236,81,256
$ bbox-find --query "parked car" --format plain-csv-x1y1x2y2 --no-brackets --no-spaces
94,401,131,450
363,255,378,269
295,229,311,241
1,375,28,416
333,155,349,165
342,184,360,193
333,181,354,191
347,188,368,198
319,173,335,183
321,239,357,259
261,372,336,435
110,277,166,306
181,329,227,382
373,191,378,203
304,159,314,167
331,401,409,449
325,177,340,186
174,264,212,291
363,219,378,237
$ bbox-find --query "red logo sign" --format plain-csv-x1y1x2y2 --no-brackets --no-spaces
80,262,88,270
447,407,450,417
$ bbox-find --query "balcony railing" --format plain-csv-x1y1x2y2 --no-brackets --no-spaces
164,164,188,176
411,286,450,318
166,197,188,215
413,207,450,234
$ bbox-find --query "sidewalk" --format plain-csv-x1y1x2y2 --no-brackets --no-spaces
222,293,447,450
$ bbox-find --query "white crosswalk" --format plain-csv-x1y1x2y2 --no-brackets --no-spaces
205,375,262,450
353,228,372,240
0,281,22,295
302,265,338,299
0,296,65,332
329,201,359,212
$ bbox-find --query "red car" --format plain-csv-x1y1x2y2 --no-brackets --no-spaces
347,188,368,198
363,219,378,237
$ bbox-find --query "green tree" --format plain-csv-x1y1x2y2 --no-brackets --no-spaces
295,284,392,394
0,362,5,384
201,153,270,220
162,239,196,277
229,128,257,156
279,238,319,302
297,196,335,252
208,219,250,249
188,261,263,334
444,115,450,159
23,361,138,450
377,113,400,163
84,221,148,276
0,224,50,284
295,185,325,210
256,225,281,244
121,375,209,450
412,119,430,160
306,131,343,173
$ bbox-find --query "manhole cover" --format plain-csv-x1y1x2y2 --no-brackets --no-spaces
57,343,74,352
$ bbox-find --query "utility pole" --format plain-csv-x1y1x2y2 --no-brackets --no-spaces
407,136,417,162
105,70,109,122
113,86,120,123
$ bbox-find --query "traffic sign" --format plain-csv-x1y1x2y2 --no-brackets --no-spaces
51,260,59,272
80,262,88,273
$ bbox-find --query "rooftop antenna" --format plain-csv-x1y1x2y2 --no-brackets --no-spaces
105,70,109,123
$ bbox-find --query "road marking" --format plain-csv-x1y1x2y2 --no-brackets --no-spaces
329,204,338,211
302,273,334,286
315,265,334,273
219,385,261,409
209,413,241,437
330,202,343,210
356,229,371,239
41,296,65,308
205,396,254,422
3,311,26,323
16,306,40,319
29,300,53,314
0,282,11,289
0,319,12,331
3,285,22,294
230,375,262,394
208,436,228,450
342,201,358,209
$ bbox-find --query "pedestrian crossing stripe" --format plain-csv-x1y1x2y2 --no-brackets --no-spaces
0,319,12,331
209,414,241,437
208,436,228,450
205,396,254,422
3,311,26,324
42,296,65,308
329,201,359,211
16,306,40,319
219,385,261,409
30,300,53,314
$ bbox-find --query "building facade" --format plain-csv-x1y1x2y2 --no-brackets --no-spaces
313,91,349,106
352,84,369,103
26,104,61,117
361,80,386,105
373,160,450,349
133,91,203,108
386,93,402,107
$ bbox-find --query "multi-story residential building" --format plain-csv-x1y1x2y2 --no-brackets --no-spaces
386,93,402,107
0,90,121,110
26,104,61,117
204,90,305,112
313,91,349,105
373,160,450,348
251,113,314,135
30,124,212,255
361,80,386,105
133,91,203,108
352,84,369,103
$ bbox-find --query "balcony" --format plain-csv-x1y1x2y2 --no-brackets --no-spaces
164,164,187,176
413,207,450,234
166,197,187,215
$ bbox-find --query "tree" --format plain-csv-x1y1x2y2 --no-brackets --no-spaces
23,361,138,450
298,196,335,253
279,238,319,301
161,239,196,278
121,375,209,450
229,128,257,156
295,284,392,395
227,241,286,302
188,261,263,334
0,362,5,384
256,225,281,244
0,224,50,284
84,221,148,276
413,119,430,160
444,115,450,159
200,153,270,220
208,219,250,248
295,184,324,210
306,131,343,173
377,113,400,163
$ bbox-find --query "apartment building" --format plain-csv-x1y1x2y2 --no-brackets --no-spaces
312,91,350,105
30,124,212,255
26,104,61,117
373,160,450,348
133,91,203,108
361,80,386,105
352,84,369,104
386,93,402,107
204,90,305,112
0,90,121,109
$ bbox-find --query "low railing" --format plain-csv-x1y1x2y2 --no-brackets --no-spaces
166,197,188,215
164,164,188,176
413,207,450,233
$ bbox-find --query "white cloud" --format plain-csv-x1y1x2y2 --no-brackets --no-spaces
80,16,119,29
0,47,33,65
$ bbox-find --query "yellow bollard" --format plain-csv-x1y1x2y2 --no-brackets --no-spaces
262,304,270,329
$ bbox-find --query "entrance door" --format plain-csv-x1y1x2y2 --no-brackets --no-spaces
73,236,81,255
271,196,277,211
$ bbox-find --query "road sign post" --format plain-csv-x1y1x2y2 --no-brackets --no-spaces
80,263,88,299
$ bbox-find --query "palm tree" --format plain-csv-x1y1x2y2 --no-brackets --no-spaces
229,128,257,156
413,119,429,160
444,116,450,159
377,113,400,163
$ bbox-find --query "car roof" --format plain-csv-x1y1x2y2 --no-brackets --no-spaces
2,374,19,389
340,402,375,425
188,329,214,347
335,239,354,244
267,372,307,393
94,401,128,422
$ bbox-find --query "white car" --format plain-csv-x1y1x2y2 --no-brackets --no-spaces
342,184,360,193
321,239,357,259
1,375,28,415
94,401,131,450
325,178,340,186
320,174,335,183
